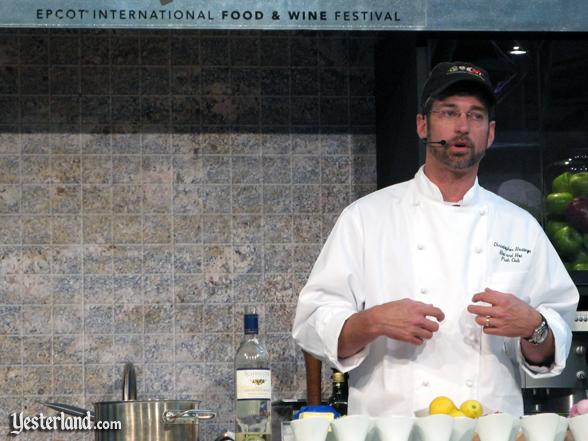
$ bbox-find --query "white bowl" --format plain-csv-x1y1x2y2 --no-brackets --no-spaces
414,414,454,441
331,415,371,441
373,415,414,441
291,417,330,441
450,417,476,441
520,413,561,441
569,413,588,441
475,413,518,441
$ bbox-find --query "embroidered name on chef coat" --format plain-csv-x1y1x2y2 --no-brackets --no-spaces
492,241,532,264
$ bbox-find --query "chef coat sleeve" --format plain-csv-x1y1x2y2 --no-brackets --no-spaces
508,228,578,377
292,205,368,372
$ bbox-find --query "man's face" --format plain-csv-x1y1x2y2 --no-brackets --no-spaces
416,95,496,172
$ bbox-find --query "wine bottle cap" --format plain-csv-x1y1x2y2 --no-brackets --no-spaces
244,313,259,334
332,372,345,382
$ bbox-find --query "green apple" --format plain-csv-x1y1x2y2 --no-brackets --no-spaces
553,225,583,256
575,250,588,263
570,172,588,196
546,220,568,238
545,192,574,217
573,262,588,271
552,172,572,193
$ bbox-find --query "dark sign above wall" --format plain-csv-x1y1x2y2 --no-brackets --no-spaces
0,0,584,31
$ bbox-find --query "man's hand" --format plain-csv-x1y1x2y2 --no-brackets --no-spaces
338,299,445,358
467,288,541,337
467,288,554,366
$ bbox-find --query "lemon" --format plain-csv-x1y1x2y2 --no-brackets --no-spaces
459,400,483,418
449,409,466,417
429,396,457,415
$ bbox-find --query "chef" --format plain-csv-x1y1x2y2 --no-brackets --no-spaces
292,61,579,416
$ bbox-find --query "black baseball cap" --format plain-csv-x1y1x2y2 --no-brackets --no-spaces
420,61,496,110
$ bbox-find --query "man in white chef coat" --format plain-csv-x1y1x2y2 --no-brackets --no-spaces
292,61,579,416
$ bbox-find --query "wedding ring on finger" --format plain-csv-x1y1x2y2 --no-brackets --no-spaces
484,315,491,328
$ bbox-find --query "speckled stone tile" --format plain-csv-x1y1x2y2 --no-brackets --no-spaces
52,217,81,244
292,245,320,273
202,156,231,183
174,156,203,185
21,185,50,213
174,275,204,303
143,129,172,155
143,215,172,243
143,364,174,394
350,134,376,154
201,132,231,155
84,275,113,304
231,215,260,244
203,274,232,303
82,185,112,213
83,245,113,274
112,156,141,184
171,130,201,155
233,245,261,275
200,185,230,213
22,336,51,364
23,366,53,395
113,185,143,213
145,334,174,363
202,333,233,362
175,363,205,392
263,185,291,214
291,131,320,155
21,156,49,184
0,247,21,274
84,364,115,395
262,274,295,304
230,133,261,156
112,246,142,274
50,185,81,213
144,304,173,333
204,363,233,397
81,127,112,155
174,304,203,334
113,335,143,363
202,246,232,273
265,333,297,363
202,67,230,96
112,275,142,303
22,215,51,244
21,246,51,274
53,305,83,335
320,134,350,156
263,215,292,243
352,155,377,184
233,274,261,303
171,66,201,95
0,274,21,304
202,304,233,334
322,213,339,239
83,215,113,244
350,97,376,126
84,335,114,364
173,185,202,214
0,366,22,395
271,361,300,398
84,305,113,334
232,185,261,214
292,215,321,244
143,245,173,274
321,156,351,184
112,215,142,243
0,305,20,334
143,155,172,184
0,186,19,213
52,155,81,184
0,129,20,155
266,304,296,334
174,245,203,274
0,216,20,244
263,244,292,274
320,184,350,214
201,215,230,243
22,305,51,335
143,274,173,303
261,97,290,127
53,365,83,395
82,156,112,184
21,275,51,304
20,129,51,155
52,275,82,304
52,335,83,364
173,215,202,243
0,336,20,364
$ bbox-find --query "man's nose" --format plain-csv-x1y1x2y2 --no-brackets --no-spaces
454,113,470,133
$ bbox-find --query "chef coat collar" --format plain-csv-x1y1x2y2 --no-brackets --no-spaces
414,165,481,206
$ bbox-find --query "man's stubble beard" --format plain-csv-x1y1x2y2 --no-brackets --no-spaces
428,143,487,170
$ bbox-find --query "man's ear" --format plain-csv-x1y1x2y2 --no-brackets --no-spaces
487,120,496,148
416,113,427,140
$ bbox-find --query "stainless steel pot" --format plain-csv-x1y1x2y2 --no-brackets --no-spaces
42,363,215,441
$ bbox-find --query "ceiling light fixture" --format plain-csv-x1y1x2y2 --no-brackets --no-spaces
509,45,527,55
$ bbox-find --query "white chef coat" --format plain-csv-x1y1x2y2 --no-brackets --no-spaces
292,166,578,417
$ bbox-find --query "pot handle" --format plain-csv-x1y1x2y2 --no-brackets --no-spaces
162,409,216,425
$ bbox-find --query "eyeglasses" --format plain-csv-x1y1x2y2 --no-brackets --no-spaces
429,109,488,126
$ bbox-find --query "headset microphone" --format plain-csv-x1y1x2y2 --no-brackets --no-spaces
420,138,447,146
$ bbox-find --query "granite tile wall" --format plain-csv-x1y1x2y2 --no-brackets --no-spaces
0,28,377,440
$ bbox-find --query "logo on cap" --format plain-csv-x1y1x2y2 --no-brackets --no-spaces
447,65,485,78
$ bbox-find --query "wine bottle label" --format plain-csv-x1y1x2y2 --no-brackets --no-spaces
236,369,271,399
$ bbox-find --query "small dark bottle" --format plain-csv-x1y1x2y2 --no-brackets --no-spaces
328,370,348,416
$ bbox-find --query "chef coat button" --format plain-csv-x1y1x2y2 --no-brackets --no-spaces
420,287,428,294
417,243,425,250
479,208,487,216
474,246,483,254
422,380,429,387
414,201,421,207
466,379,474,387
